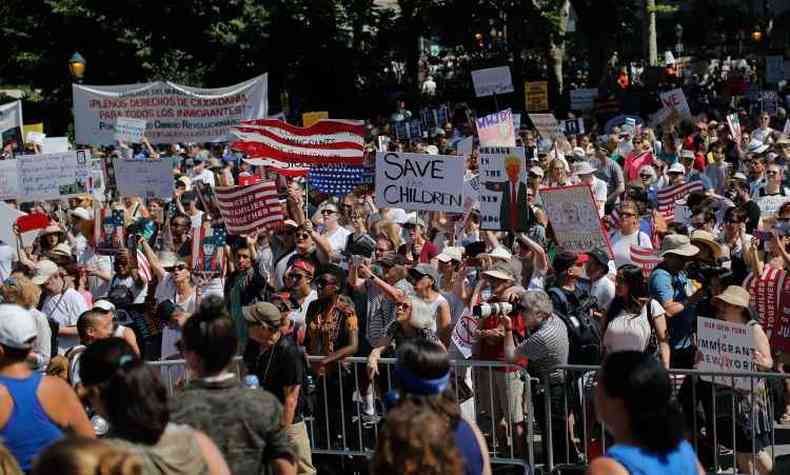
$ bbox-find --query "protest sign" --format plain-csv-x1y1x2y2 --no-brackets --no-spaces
0,101,23,146
94,207,126,256
191,221,227,277
656,181,704,222
214,180,284,235
0,203,36,257
696,316,756,390
419,105,450,130
41,137,70,153
113,156,174,199
512,113,521,131
528,113,561,141
762,91,779,116
766,55,785,84
651,88,691,125
476,109,516,147
375,152,465,213
744,266,785,343
774,277,790,353
525,81,549,112
451,309,478,359
302,111,329,127
570,88,597,111
17,150,93,201
463,174,480,212
471,66,514,97
243,157,309,177
113,117,147,143
73,74,268,145
726,113,741,141
478,146,530,231
0,161,19,201
541,184,611,255
22,123,43,144
562,118,585,135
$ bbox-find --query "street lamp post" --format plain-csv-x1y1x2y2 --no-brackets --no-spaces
68,52,86,83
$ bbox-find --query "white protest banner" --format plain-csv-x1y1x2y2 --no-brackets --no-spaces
478,146,530,231
540,184,611,255
73,74,268,145
113,117,147,143
375,152,465,213
562,118,585,135
766,55,785,84
476,109,516,147
0,101,23,146
0,161,19,201
696,316,755,390
451,309,478,359
17,150,93,201
528,113,561,141
113,157,175,199
570,88,597,111
471,66,514,97
41,137,70,154
26,131,45,145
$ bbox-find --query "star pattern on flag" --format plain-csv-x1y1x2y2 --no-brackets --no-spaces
308,165,374,197
210,224,228,246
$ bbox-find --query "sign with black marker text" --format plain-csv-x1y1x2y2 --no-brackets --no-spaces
375,152,465,213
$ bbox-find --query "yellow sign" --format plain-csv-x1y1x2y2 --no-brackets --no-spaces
302,111,329,127
525,81,549,112
22,123,43,143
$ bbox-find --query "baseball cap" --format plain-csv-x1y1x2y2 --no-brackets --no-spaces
0,305,38,350
411,264,439,283
668,163,686,174
528,166,545,178
31,260,58,285
586,248,610,268
70,207,91,221
404,214,426,228
481,246,512,261
242,302,283,327
93,300,116,313
482,261,516,282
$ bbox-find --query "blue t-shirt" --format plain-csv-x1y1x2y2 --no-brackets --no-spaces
606,440,698,475
648,267,695,350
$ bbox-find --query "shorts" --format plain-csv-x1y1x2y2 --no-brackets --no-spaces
475,369,525,424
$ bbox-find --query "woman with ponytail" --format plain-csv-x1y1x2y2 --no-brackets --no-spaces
588,351,703,475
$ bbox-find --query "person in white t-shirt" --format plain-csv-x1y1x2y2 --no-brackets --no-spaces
34,260,87,355
610,201,653,268
189,157,216,188
319,203,351,256
0,241,16,283
584,248,615,313
573,161,608,217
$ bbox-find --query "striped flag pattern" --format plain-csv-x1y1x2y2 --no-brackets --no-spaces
656,181,704,222
308,165,374,197
136,249,152,283
231,119,366,166
214,180,284,235
242,158,309,177
630,245,662,279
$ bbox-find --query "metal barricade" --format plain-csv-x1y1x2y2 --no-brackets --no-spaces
304,355,540,475
543,364,790,475
148,357,243,396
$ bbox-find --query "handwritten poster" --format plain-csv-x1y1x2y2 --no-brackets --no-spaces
114,117,147,143
471,66,514,97
476,109,516,147
0,161,19,201
697,316,755,390
113,157,174,199
375,152,465,213
541,184,611,255
17,150,93,201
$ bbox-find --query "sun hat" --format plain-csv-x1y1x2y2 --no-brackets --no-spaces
528,166,545,178
411,264,439,283
242,302,283,327
690,230,722,259
31,260,59,285
482,261,516,282
480,246,512,261
50,242,72,258
0,305,38,350
207,157,223,169
659,234,700,258
713,286,750,309
571,161,596,176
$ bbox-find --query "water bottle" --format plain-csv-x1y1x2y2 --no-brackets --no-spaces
91,415,109,437
244,375,260,389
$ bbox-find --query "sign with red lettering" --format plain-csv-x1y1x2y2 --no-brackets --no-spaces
744,265,786,344
651,88,691,125
214,180,284,235
696,316,755,390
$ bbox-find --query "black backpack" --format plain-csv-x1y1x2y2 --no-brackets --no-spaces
547,288,602,366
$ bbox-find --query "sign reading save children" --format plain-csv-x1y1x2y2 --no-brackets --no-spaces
375,152,465,213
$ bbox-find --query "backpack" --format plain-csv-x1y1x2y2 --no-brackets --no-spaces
547,287,602,366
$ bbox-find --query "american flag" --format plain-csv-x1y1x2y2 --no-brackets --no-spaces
308,165,374,197
214,180,283,235
655,181,704,222
630,245,662,279
230,119,365,166
136,249,152,283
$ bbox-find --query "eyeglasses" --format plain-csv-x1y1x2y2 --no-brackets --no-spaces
726,220,743,225
639,174,651,179
321,209,337,215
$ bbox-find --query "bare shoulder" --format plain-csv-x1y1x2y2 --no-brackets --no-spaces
587,457,629,475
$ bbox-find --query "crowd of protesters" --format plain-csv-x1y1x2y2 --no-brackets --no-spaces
0,55,789,475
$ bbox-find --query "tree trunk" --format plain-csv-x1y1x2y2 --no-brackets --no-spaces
644,0,657,66
546,0,571,109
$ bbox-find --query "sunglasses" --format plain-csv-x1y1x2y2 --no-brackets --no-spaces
767,170,780,176
173,264,189,272
285,273,307,282
640,174,651,179
321,209,337,215
316,278,337,287
296,233,311,240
